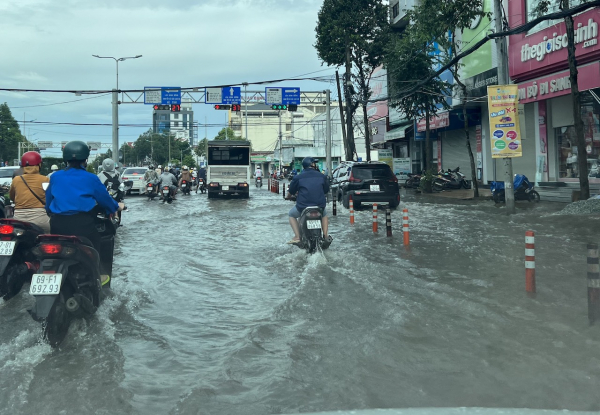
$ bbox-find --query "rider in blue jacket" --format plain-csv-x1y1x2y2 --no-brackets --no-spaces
287,157,329,244
46,141,124,285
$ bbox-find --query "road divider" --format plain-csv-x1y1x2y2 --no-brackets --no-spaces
372,203,378,233
402,209,409,246
525,231,536,296
588,243,600,324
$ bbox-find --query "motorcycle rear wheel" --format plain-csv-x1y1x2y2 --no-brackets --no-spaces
44,296,71,347
462,180,472,189
432,181,444,192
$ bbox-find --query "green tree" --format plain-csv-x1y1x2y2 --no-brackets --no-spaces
0,103,30,164
534,0,591,198
182,154,196,169
385,32,452,187
195,138,208,158
315,0,389,161
214,128,241,140
402,0,488,197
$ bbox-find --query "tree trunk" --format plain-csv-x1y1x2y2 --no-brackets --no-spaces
425,107,431,172
335,70,351,160
362,100,371,162
345,45,356,160
564,10,590,199
358,61,371,162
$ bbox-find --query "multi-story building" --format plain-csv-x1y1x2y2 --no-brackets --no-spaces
152,98,195,145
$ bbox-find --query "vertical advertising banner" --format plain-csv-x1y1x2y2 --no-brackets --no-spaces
487,85,522,158
378,149,393,169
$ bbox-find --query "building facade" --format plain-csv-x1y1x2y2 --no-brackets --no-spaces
152,98,195,145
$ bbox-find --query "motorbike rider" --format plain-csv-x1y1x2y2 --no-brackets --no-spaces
144,165,159,183
9,152,51,233
254,166,263,184
160,167,178,199
97,158,123,190
286,157,330,244
198,166,207,182
45,141,124,285
178,165,192,189
47,164,59,178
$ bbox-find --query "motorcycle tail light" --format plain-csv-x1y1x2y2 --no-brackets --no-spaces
122,177,128,180
40,243,62,255
307,211,321,218
0,224,14,235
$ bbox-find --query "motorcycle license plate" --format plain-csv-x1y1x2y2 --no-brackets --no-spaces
29,273,62,296
0,241,16,256
182,184,187,188
370,185,380,192
307,220,322,230
222,186,230,191
147,186,153,191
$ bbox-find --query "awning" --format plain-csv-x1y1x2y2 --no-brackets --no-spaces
385,124,412,141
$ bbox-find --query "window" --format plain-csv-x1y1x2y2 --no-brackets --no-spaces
392,3,400,18
174,114,179,119
286,124,292,131
526,0,584,31
174,122,179,127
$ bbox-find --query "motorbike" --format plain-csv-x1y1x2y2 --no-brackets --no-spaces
180,180,191,195
28,207,118,346
161,186,174,204
106,180,133,226
404,172,422,189
255,177,263,188
433,168,470,191
0,219,45,301
196,178,206,194
146,179,160,201
490,174,540,203
296,206,333,254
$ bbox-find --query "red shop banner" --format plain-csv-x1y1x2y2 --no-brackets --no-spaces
417,111,449,132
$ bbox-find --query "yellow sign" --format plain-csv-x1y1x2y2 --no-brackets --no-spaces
487,85,522,158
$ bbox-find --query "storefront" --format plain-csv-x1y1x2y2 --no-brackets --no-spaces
509,2,600,187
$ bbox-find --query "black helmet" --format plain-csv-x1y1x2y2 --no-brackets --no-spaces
63,141,90,162
302,157,316,169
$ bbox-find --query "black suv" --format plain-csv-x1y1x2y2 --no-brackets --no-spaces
331,162,400,209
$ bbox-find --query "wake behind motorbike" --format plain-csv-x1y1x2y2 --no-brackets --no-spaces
0,219,44,301
28,208,118,346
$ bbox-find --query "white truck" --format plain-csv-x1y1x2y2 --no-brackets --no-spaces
207,140,251,199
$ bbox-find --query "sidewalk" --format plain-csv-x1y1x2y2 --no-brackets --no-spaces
408,188,482,200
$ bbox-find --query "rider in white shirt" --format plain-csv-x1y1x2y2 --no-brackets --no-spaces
254,167,263,178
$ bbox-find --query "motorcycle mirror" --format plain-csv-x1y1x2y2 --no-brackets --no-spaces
42,183,49,191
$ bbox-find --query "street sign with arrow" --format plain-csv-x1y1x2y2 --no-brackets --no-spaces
205,87,241,104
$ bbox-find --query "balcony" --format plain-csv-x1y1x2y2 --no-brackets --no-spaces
390,0,418,29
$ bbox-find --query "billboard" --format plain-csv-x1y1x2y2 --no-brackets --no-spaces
487,85,522,158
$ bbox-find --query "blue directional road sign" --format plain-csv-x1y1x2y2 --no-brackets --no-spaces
265,87,301,105
205,87,241,104
144,87,182,105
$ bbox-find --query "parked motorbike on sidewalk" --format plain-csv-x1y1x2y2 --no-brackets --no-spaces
0,219,44,301
146,179,160,201
28,207,119,346
255,177,263,188
180,180,191,195
161,186,174,204
432,168,470,191
404,172,422,189
490,174,540,203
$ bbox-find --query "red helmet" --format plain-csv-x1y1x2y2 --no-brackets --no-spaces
21,151,42,167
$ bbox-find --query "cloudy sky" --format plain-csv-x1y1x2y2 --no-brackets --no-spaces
0,0,336,158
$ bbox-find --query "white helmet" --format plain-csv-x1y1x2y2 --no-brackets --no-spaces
157,165,162,169
51,164,59,171
182,165,189,171
102,158,115,172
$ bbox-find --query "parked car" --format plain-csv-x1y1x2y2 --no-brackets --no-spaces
121,167,148,195
331,161,400,209
0,166,22,189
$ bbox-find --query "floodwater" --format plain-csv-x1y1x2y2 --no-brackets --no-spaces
1,186,599,415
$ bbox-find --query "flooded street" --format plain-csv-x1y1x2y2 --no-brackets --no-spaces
1,187,600,415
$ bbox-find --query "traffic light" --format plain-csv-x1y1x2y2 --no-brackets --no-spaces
171,104,181,112
214,105,231,110
287,104,298,112
231,104,241,112
153,104,171,111
271,104,287,110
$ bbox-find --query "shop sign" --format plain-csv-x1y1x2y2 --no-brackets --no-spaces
251,153,273,162
517,62,600,104
510,9,600,81
487,85,522,159
393,158,411,180
378,149,393,169
460,68,498,99
417,111,449,132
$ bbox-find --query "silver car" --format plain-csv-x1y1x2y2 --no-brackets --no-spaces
121,167,148,195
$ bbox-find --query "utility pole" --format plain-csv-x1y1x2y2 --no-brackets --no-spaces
336,71,348,160
278,110,283,173
494,0,515,214
112,88,119,161
325,89,332,178
243,82,249,140
344,45,356,160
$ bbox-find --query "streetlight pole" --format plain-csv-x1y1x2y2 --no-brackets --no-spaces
243,82,249,141
92,54,142,160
